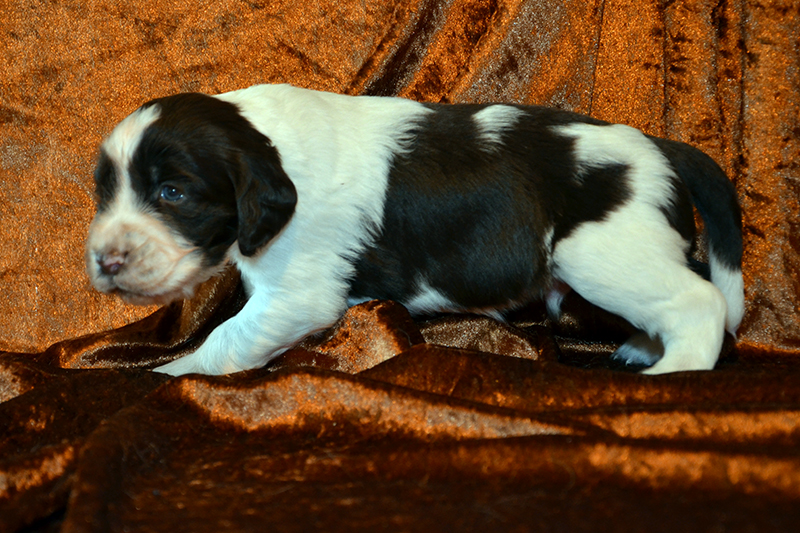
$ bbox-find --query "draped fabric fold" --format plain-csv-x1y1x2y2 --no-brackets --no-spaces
2,0,799,530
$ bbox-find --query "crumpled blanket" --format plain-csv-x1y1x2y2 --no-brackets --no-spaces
2,0,799,531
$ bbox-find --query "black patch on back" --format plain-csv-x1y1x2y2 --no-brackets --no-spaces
348,104,632,311
549,162,631,244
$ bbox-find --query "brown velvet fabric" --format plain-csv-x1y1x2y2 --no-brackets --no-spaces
2,0,800,531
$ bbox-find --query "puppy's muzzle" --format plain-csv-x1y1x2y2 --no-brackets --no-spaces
96,251,128,277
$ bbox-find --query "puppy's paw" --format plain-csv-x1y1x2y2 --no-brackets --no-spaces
612,332,663,368
153,352,216,376
153,355,203,376
153,348,259,376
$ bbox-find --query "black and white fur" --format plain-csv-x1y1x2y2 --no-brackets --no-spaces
85,84,744,376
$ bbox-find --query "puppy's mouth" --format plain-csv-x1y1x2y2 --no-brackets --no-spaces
87,241,218,306
86,207,226,306
92,254,220,306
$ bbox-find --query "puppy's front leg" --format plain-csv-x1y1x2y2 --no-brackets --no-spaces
153,290,344,376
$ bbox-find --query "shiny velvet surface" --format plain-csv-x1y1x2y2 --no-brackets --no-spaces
2,0,799,531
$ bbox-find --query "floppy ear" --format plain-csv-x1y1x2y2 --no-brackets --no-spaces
233,145,297,257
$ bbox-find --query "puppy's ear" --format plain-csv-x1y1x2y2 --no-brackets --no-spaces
233,146,297,257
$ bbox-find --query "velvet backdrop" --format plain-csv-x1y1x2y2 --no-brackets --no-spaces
2,0,799,531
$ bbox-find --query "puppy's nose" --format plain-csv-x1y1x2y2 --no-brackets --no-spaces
97,252,127,276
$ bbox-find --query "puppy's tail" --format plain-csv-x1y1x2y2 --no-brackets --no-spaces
651,137,745,335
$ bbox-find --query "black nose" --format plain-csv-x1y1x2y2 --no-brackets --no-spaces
97,253,127,276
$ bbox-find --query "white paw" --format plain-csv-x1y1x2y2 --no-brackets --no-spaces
153,347,266,376
153,355,202,376
639,353,717,375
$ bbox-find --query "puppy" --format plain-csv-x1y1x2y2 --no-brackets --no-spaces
85,84,744,376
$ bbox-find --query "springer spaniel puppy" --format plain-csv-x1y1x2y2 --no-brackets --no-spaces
85,84,744,376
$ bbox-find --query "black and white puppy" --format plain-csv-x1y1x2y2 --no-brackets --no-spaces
85,84,744,376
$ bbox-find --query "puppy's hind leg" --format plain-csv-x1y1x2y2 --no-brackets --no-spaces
552,214,728,374
637,277,727,374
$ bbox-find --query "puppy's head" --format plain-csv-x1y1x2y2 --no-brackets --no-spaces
86,93,297,305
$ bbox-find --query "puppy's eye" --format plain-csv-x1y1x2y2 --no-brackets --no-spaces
160,185,185,203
